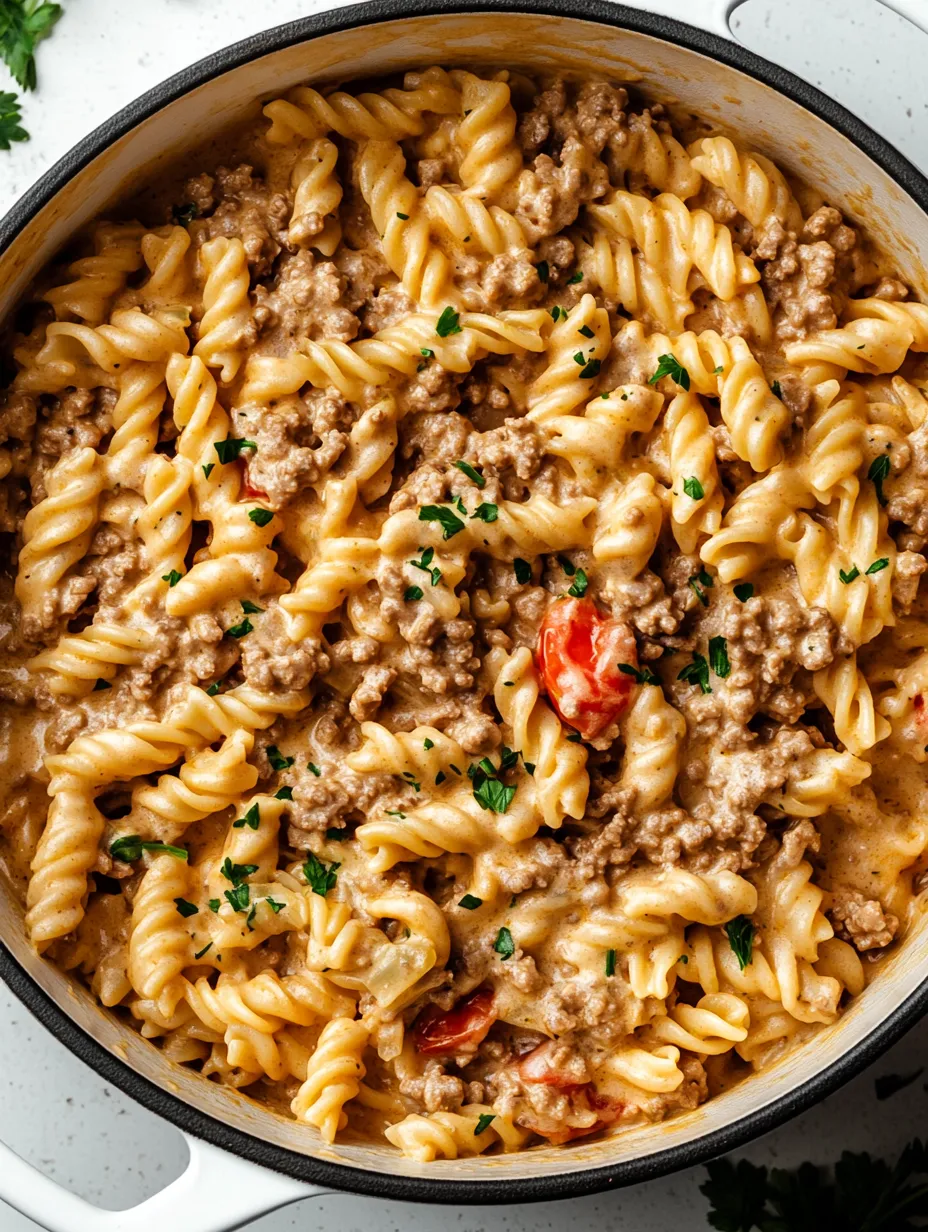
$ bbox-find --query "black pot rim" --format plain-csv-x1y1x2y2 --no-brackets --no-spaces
3,0,928,1206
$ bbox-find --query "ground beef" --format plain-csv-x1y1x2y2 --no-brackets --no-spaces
829,889,899,952
195,164,289,278
253,250,359,343
232,395,347,510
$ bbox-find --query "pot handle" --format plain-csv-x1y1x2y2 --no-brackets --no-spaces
0,1131,322,1232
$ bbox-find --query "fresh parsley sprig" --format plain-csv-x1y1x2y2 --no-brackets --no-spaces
0,1,61,92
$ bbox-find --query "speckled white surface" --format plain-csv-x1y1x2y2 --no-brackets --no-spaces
2,1,928,1228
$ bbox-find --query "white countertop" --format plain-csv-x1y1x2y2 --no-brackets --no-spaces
2,1,928,1228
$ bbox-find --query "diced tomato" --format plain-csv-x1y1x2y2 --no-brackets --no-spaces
237,457,268,501
538,1091,624,1144
517,1040,586,1090
413,987,496,1056
915,694,926,725
536,597,638,739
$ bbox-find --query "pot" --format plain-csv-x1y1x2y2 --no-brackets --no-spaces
2,1,928,1228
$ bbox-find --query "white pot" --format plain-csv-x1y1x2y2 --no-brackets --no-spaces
2,2,928,1228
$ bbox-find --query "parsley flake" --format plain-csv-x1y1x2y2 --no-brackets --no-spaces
535,260,549,283
566,271,583,285
419,504,465,539
454,460,485,488
214,437,256,464
840,565,861,584
267,745,293,772
303,852,340,897
678,652,712,694
232,803,261,831
709,635,731,679
474,776,516,814
110,836,188,862
436,306,462,337
174,898,198,918
221,858,258,885
404,584,424,601
225,617,253,638
868,452,891,506
618,663,661,686
194,942,213,959
202,463,214,479
474,1113,496,1135
459,894,483,910
725,915,754,970
224,883,250,913
683,475,705,501
733,582,754,602
493,926,515,960
471,502,498,523
275,786,294,800
240,599,263,614
605,948,616,977
162,570,183,587
307,762,321,776
649,353,690,391
514,557,532,583
867,557,890,575
567,568,588,598
248,507,274,527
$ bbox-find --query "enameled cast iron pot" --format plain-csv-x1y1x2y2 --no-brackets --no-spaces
2,1,928,1227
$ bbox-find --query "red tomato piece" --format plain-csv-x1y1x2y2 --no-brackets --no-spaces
517,1040,586,1090
237,457,268,501
536,597,638,739
540,1091,624,1144
413,987,496,1056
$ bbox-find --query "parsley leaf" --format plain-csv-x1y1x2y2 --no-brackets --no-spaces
225,617,253,638
558,554,576,576
307,762,321,776
474,1113,496,1135
868,452,891,506
459,894,483,910
648,353,690,391
471,502,498,523
708,635,731,679
566,270,583,285
174,897,198,918
275,786,294,801
266,745,293,772
567,568,588,598
535,260,549,283
436,306,462,336
248,507,274,527
232,803,261,830
577,357,601,380
618,663,661,686
110,836,188,862
220,858,257,885
240,599,263,615
840,565,861,585
404,584,423,601
214,437,256,464
867,557,889,575
683,475,705,501
162,569,183,587
493,926,515,960
605,949,616,977
514,557,532,583
474,776,516,814
194,942,213,959
303,852,340,897
550,305,567,322
325,827,349,840
224,883,250,913
0,91,27,149
419,504,465,539
733,582,754,602
578,324,595,339
266,896,285,914
0,2,61,92
454,460,485,488
172,202,199,226
678,652,712,694
724,915,754,970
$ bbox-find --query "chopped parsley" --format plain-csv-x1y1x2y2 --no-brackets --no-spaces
110,836,188,862
410,545,442,586
550,305,567,322
708,635,731,679
172,202,199,225
325,827,349,840
232,803,261,831
514,557,532,583
420,347,434,359
194,942,213,960
275,786,294,801
567,568,588,598
474,776,516,814
205,681,222,696
868,452,891,506
402,770,422,792
566,270,583,285
419,504,465,539
307,762,321,776
577,357,601,380
162,570,183,587
688,567,714,607
202,463,214,479
225,617,253,638
471,502,498,523
558,554,576,576
174,898,198,918
649,353,690,391
435,770,446,785
404,585,424,601
264,897,284,915
240,599,263,614
535,260,549,283
248,508,274,527
839,565,861,585
867,557,890,575
459,894,483,910
453,460,485,488
435,306,462,337
493,926,515,960
303,852,340,897
733,582,754,602
214,437,256,464
208,899,221,914
474,1113,496,1136
724,915,755,971
678,651,712,694
683,475,705,501
423,737,435,750
224,883,250,913
605,948,616,977
267,745,293,772
396,211,409,220
578,324,595,339
618,663,661,686
221,858,258,885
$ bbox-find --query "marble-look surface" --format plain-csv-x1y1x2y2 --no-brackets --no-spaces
2,1,928,1228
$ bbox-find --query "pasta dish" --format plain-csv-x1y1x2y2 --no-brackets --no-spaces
0,65,926,1159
